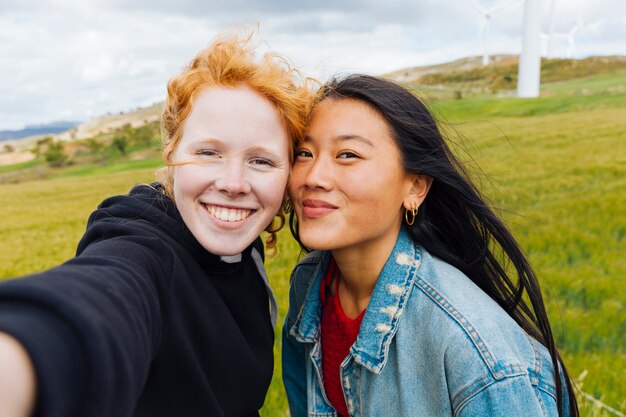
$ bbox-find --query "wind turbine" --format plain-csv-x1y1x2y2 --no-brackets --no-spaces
471,0,523,65
545,0,557,57
544,0,586,58
551,18,585,57
517,0,542,97
566,19,584,57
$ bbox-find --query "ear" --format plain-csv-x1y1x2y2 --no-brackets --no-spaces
403,174,432,210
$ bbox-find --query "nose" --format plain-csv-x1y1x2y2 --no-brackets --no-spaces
299,155,333,191
214,159,252,196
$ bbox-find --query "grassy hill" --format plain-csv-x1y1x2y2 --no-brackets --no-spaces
387,55,626,100
0,61,624,416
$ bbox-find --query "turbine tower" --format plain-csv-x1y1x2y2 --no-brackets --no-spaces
471,0,523,65
517,0,542,97
546,0,557,57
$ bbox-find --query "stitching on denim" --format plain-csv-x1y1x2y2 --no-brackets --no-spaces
355,365,362,417
525,334,558,397
453,377,499,416
340,357,353,415
311,343,335,414
535,385,549,417
537,383,558,401
451,373,495,410
368,261,418,372
453,374,527,416
352,243,422,371
415,277,500,376
291,255,325,342
526,332,541,386
349,261,417,371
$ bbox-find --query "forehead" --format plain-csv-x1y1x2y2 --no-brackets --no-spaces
180,85,289,150
306,98,394,146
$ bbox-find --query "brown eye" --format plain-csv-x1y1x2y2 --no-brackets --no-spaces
250,157,276,167
337,151,358,159
294,149,312,158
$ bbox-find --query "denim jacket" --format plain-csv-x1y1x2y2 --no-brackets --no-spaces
282,228,569,417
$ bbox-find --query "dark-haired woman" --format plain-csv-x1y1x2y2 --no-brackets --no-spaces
282,74,577,417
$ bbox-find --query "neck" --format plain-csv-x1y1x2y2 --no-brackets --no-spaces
331,225,401,318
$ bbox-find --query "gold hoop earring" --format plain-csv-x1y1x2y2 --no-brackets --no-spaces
405,203,418,226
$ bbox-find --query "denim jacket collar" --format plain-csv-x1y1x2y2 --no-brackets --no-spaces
289,227,422,374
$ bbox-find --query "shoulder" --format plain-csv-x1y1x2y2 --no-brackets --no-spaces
407,249,558,406
412,249,528,356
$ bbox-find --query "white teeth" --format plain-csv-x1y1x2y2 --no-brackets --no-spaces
206,205,251,222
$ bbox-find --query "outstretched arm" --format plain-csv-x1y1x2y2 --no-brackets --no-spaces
0,332,36,417
0,235,169,417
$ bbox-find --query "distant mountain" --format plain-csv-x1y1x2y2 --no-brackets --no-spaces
0,121,79,142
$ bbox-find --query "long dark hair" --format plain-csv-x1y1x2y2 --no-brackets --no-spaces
289,74,578,417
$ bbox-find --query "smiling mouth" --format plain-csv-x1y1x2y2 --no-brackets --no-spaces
203,204,254,222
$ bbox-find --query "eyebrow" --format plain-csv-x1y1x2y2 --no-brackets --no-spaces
302,134,374,147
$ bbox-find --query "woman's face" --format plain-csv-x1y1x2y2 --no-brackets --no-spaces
289,98,416,255
172,85,290,256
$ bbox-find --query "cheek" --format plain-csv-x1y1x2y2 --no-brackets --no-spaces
344,168,405,210
254,172,289,207
172,165,205,200
287,165,306,194
172,167,189,195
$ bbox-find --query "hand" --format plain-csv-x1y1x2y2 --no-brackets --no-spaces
0,332,36,417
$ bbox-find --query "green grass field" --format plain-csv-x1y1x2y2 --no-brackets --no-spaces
0,72,624,416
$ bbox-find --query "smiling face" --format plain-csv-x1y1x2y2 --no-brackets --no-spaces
172,85,290,256
289,98,417,257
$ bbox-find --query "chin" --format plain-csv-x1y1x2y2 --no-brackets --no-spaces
300,234,336,251
199,239,249,257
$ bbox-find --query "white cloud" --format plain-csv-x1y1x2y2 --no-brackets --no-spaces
0,0,624,130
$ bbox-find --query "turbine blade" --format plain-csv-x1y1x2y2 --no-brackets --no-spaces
478,18,487,40
489,0,523,15
470,0,486,15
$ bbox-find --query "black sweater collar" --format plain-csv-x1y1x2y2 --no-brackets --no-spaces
86,183,257,272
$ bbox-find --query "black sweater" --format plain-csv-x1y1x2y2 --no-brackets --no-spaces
0,184,275,417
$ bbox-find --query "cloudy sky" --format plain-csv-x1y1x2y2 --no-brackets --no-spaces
1,0,624,131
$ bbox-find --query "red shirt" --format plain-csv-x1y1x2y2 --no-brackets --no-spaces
320,259,366,417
